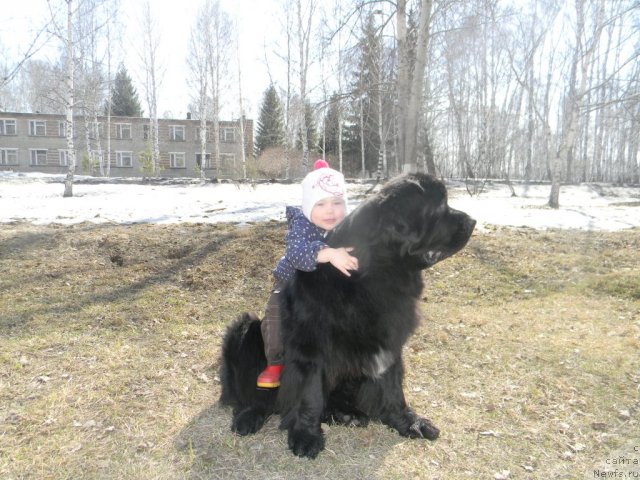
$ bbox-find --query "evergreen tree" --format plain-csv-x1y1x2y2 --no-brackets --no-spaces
323,94,342,156
255,85,285,155
106,65,143,117
297,101,318,153
345,14,383,176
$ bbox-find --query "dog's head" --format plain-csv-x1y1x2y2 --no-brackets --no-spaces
331,173,475,270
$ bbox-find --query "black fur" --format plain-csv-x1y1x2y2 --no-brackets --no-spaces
219,173,476,459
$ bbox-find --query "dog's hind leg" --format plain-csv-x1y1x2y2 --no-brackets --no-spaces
219,313,277,435
231,388,278,435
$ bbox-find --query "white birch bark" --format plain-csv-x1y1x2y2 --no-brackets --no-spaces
63,0,76,198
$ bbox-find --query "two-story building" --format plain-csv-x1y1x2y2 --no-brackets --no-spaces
0,112,253,179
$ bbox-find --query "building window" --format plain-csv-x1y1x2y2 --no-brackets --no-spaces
221,127,235,143
87,122,101,139
30,149,48,166
143,124,150,140
196,153,211,169
116,123,131,139
170,125,185,141
59,150,71,166
0,148,18,165
58,121,66,137
169,152,185,168
90,150,103,164
116,151,133,167
29,120,46,136
0,119,17,135
219,153,235,168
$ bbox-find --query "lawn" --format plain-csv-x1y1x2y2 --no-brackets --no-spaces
1,221,638,479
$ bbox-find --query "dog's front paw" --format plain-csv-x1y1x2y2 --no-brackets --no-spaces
406,417,440,440
288,428,325,459
231,406,266,436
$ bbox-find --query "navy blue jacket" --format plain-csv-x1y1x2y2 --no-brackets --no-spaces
273,206,328,282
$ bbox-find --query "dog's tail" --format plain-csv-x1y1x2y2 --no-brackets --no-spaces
218,312,268,408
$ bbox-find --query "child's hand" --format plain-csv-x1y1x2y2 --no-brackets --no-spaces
317,247,359,277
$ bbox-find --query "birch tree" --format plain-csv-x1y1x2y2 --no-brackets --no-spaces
206,2,232,178
236,35,247,179
75,0,116,177
295,0,316,172
139,0,162,175
281,0,295,177
188,4,210,181
333,2,345,173
188,0,232,179
103,3,115,177
548,0,605,208
0,21,52,89
62,0,76,198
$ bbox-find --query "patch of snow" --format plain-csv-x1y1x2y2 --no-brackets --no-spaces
0,173,638,231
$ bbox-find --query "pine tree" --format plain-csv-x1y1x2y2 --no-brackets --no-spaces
323,94,342,156
106,65,143,117
255,85,285,155
347,14,382,175
297,102,318,153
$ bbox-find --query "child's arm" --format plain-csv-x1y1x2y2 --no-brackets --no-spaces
284,210,358,276
284,216,327,272
317,247,359,277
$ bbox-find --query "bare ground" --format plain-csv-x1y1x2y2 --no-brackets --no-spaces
1,221,639,479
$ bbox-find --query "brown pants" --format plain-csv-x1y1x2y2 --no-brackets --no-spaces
260,282,285,365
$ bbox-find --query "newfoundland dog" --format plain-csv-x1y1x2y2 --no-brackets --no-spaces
219,173,475,459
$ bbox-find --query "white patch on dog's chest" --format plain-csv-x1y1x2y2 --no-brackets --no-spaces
364,349,394,378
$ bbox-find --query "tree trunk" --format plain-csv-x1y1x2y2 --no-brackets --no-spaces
63,0,76,198
399,0,432,173
105,5,113,178
237,47,247,179
141,0,161,176
424,132,436,174
548,0,604,208
395,0,409,167
360,97,366,177
296,0,315,172
199,83,207,181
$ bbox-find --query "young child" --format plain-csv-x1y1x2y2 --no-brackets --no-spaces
258,159,358,388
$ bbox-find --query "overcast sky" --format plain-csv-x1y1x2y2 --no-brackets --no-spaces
1,0,288,120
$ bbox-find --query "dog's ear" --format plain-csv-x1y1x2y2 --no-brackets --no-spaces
350,199,381,237
327,199,381,272
381,211,425,256
377,183,428,253
332,198,381,245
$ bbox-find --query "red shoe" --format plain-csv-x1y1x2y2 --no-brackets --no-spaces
257,365,283,388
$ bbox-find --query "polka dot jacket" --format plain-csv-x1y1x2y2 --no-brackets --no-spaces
273,206,328,283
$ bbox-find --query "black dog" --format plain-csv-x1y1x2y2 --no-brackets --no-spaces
219,173,475,459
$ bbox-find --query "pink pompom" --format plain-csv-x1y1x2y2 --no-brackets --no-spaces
313,159,330,170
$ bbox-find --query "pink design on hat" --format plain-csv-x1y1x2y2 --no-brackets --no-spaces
313,172,344,198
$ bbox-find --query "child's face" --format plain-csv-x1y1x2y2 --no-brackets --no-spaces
310,197,346,230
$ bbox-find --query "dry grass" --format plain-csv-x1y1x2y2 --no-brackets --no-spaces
0,221,638,479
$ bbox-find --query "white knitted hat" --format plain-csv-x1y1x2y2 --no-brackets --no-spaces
301,161,346,221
